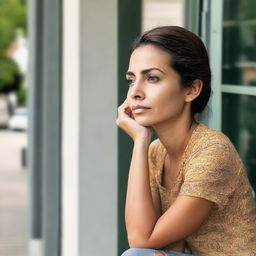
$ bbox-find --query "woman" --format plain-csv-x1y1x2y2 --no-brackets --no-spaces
116,26,256,256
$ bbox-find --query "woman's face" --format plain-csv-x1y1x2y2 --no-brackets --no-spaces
126,44,190,127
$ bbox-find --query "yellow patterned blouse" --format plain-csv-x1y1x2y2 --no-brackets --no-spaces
148,123,256,256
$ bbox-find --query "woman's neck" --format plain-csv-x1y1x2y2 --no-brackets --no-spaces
153,116,198,161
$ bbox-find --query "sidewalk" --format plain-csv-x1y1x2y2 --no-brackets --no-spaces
0,130,27,256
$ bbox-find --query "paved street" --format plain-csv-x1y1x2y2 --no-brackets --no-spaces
0,129,28,256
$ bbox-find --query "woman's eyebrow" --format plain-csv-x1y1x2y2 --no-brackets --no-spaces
126,67,165,76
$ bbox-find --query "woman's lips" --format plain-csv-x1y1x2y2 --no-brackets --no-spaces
132,105,151,114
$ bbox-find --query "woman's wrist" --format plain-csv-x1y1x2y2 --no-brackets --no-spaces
133,128,152,145
134,136,151,147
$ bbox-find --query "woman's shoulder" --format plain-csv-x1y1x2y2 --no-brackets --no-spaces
186,123,243,170
192,123,236,152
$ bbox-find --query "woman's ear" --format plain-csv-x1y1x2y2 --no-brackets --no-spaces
184,79,203,102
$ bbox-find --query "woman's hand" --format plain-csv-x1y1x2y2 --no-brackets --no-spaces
116,99,152,144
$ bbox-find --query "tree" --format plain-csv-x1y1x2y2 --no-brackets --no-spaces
0,0,26,93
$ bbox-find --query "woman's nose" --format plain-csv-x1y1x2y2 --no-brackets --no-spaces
129,82,145,100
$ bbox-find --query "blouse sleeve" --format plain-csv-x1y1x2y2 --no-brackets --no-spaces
179,140,239,209
148,140,159,193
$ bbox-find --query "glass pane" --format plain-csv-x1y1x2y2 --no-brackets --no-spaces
222,0,256,85
222,93,256,192
142,0,185,32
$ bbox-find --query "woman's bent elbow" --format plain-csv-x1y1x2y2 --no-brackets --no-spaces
128,234,152,249
128,234,145,248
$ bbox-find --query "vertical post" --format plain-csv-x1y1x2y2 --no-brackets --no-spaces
61,0,80,255
41,0,62,254
27,0,44,254
79,0,118,255
27,0,62,255
207,0,223,130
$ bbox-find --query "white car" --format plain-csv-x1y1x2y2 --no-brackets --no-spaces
8,107,28,131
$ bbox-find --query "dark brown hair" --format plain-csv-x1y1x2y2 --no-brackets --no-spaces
130,26,212,115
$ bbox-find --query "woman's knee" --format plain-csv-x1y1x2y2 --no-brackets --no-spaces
121,248,158,256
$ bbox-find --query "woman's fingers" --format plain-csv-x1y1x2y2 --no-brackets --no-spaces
117,99,132,122
116,99,138,134
116,99,152,142
118,99,129,114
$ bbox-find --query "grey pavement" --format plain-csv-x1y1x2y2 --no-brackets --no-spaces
0,129,28,256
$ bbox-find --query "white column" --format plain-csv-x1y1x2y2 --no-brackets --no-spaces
62,0,80,255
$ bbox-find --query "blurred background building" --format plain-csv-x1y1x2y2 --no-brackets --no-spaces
0,0,255,256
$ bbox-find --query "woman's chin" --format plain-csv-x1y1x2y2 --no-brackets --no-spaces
134,116,155,127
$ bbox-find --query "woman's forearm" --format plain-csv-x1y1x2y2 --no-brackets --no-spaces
125,139,158,246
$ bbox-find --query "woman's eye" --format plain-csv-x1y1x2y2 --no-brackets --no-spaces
147,76,159,82
126,78,135,86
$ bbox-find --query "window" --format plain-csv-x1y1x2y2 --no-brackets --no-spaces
222,0,256,191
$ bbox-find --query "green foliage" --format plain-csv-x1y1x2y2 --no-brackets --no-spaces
17,83,27,105
0,58,22,93
0,0,26,93
0,0,26,32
